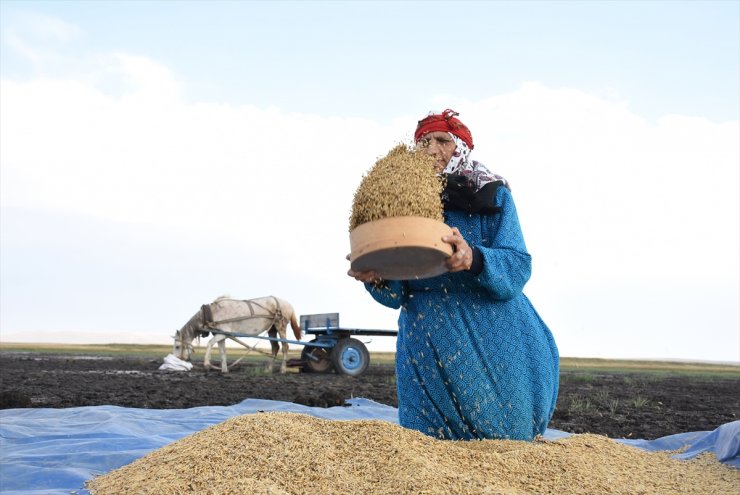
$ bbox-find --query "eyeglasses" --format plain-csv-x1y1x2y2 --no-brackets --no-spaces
417,136,454,148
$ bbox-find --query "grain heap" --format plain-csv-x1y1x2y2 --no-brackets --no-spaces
87,412,739,495
349,143,443,231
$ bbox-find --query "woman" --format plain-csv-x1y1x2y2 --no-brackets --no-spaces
348,109,559,441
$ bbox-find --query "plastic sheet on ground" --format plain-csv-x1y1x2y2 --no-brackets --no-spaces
0,398,737,495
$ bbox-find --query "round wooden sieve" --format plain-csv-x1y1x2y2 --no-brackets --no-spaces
349,216,454,280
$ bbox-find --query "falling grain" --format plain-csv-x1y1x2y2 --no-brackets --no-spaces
86,412,739,495
349,143,444,231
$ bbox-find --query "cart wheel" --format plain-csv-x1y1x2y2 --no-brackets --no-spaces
331,337,369,376
301,340,334,373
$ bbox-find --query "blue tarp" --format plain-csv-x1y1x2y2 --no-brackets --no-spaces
1,398,737,495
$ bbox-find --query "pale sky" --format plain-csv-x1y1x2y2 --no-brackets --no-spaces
1,0,738,363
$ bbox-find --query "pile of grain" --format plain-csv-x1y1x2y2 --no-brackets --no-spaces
87,412,738,495
349,143,444,231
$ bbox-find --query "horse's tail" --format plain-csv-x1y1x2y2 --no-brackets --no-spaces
290,313,302,341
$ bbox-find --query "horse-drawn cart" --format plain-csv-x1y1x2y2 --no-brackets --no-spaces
204,312,397,376
297,313,398,376
174,297,396,377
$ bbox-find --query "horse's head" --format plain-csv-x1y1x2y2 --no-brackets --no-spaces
173,322,210,361
173,329,193,361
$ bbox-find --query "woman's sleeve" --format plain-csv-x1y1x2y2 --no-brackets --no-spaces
363,280,408,309
472,187,532,300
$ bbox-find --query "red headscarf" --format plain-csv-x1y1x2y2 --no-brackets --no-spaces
414,109,474,150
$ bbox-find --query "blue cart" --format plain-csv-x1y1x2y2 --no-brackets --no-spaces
297,313,397,376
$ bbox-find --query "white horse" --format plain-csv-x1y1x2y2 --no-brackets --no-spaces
174,295,302,373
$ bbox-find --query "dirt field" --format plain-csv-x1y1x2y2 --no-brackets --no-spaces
1,351,738,440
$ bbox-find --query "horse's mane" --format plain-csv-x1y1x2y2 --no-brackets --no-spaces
213,294,232,302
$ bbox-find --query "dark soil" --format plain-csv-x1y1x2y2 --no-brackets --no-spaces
1,352,738,440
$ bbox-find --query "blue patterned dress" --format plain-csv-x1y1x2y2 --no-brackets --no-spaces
364,186,559,441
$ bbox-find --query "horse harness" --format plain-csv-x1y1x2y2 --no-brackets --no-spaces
200,296,283,331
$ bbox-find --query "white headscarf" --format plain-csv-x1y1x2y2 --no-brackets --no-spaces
443,134,509,192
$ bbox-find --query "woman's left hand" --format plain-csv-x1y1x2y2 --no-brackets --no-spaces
443,227,473,272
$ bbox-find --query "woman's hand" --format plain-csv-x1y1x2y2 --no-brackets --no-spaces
443,227,473,272
346,254,383,283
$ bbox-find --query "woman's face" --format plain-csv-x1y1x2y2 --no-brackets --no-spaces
418,131,456,172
